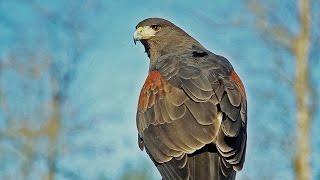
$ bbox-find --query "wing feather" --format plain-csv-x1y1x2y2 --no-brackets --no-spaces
184,99,218,125
136,51,247,179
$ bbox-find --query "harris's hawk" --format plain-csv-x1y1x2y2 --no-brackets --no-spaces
133,18,247,180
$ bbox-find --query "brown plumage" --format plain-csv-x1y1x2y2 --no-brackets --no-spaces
134,18,247,180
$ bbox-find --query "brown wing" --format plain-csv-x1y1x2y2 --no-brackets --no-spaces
216,70,247,171
136,51,247,179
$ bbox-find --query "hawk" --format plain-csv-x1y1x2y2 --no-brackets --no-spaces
133,18,247,180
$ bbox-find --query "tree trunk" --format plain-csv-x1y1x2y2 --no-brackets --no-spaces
293,0,312,179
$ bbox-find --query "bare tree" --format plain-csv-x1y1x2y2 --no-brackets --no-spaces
247,0,318,179
0,1,102,179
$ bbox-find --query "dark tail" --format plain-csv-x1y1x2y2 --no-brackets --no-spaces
156,145,236,180
188,150,236,180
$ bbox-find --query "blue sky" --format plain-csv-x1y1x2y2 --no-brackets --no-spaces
0,0,319,179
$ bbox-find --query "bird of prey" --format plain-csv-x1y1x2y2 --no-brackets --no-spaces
133,18,247,180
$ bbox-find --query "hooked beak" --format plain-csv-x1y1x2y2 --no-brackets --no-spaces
133,27,143,45
133,26,156,45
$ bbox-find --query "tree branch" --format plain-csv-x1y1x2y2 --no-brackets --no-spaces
247,0,295,52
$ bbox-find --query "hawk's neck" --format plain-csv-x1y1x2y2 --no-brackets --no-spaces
144,39,203,71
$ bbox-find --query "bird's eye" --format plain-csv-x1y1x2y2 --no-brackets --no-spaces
150,25,161,31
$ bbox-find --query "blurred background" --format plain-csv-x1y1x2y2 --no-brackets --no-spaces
0,0,319,179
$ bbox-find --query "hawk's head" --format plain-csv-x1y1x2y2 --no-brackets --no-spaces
133,18,175,44
133,18,199,60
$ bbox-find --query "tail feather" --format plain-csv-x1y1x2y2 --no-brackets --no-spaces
155,145,236,180
188,151,236,180
157,155,189,180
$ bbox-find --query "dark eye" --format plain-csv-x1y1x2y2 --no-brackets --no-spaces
150,25,161,31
